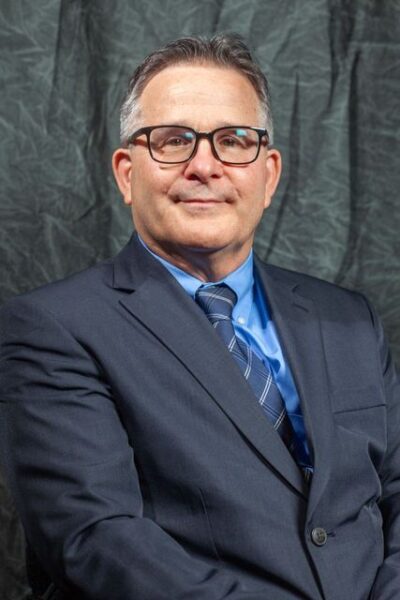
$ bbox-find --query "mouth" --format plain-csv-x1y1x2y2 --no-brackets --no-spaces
179,198,224,205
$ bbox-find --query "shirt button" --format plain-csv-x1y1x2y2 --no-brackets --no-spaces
237,317,245,325
311,527,328,546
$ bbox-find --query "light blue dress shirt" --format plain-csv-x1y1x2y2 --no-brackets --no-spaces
140,238,310,458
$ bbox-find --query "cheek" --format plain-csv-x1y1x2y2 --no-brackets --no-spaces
131,177,177,229
133,161,179,200
131,168,159,205
235,171,267,209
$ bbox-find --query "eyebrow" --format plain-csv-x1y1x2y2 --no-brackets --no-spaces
157,121,250,129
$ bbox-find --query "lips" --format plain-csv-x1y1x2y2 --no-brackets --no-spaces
181,198,223,203
172,188,231,205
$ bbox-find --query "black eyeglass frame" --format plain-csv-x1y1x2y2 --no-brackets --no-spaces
126,125,270,165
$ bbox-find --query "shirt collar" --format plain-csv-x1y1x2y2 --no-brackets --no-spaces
138,236,254,322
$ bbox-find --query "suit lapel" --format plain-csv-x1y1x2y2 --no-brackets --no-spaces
113,236,307,497
255,258,334,515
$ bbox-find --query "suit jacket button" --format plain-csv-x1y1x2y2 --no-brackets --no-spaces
311,527,328,546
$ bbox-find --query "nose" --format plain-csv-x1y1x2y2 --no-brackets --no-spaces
183,137,224,181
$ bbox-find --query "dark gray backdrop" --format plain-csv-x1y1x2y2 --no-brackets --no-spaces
1,1,400,598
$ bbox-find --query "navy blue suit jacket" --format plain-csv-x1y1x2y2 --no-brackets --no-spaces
0,234,399,599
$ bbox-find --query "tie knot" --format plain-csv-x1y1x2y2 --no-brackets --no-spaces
195,284,237,322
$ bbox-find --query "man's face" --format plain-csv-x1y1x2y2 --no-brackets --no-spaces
113,64,281,268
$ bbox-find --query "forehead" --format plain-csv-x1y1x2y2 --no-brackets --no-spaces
137,64,262,127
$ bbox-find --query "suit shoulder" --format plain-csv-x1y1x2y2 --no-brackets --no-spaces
0,257,115,324
267,262,355,291
258,260,369,311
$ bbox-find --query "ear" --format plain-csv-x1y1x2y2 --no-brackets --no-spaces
263,148,282,209
112,148,134,205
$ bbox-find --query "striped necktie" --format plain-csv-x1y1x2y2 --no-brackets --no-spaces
195,283,312,482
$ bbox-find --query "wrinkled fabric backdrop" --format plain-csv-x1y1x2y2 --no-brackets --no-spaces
1,0,400,597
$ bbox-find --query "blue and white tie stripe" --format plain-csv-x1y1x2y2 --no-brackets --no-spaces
195,283,312,482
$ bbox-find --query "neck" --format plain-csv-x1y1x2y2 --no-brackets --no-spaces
142,238,252,282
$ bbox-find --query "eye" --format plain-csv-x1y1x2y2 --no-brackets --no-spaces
220,135,241,147
215,128,255,150
162,130,195,148
164,135,192,147
150,128,195,151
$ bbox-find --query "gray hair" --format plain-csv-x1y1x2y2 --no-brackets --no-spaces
120,34,274,145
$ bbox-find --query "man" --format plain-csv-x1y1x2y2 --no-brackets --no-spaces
0,34,399,600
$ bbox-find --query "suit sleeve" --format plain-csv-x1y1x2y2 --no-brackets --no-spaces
366,298,400,599
0,296,295,600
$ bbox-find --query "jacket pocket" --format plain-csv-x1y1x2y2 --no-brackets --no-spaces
331,386,387,470
330,385,385,415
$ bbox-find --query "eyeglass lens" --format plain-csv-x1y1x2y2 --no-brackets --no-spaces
149,127,260,163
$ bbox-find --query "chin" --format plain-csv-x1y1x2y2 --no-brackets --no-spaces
173,220,238,247
176,235,235,254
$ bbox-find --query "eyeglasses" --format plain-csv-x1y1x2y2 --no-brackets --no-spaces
126,125,269,165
